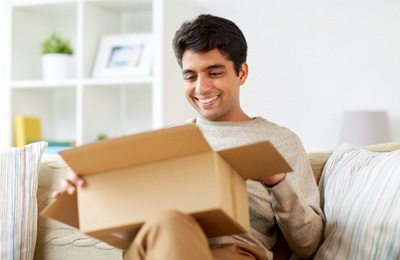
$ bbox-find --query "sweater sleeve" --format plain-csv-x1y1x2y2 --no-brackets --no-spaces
269,179,324,258
267,135,325,258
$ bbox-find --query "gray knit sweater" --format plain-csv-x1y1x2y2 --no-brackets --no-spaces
191,116,324,259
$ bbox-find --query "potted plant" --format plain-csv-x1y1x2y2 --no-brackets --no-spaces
41,32,74,80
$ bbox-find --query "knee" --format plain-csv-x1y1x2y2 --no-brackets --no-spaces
146,210,191,227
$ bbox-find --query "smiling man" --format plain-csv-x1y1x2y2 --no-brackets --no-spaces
59,14,324,260
125,14,324,259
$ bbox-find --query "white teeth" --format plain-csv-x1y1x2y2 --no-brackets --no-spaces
198,96,219,104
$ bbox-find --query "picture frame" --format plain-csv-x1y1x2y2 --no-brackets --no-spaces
92,33,152,78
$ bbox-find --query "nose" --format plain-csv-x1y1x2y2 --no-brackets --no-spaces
195,75,212,94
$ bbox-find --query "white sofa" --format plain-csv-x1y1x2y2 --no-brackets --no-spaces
34,142,400,259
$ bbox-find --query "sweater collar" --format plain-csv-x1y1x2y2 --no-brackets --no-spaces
195,116,260,126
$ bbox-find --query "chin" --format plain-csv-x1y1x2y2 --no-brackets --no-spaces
195,106,224,121
200,112,223,121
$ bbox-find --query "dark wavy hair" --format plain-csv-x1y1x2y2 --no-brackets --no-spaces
172,14,247,75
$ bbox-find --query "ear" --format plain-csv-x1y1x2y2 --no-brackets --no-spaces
239,63,248,85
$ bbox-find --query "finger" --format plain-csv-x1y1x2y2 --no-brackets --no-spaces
67,170,85,187
71,175,86,187
66,186,75,195
52,191,63,199
61,179,76,195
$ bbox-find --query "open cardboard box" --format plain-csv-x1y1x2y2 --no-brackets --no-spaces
41,124,292,249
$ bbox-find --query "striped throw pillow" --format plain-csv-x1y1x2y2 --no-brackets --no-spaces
0,142,47,260
315,143,400,259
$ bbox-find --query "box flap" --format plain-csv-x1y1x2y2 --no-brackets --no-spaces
40,192,79,228
218,141,292,180
60,124,211,175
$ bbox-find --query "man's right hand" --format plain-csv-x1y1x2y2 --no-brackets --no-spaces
52,171,86,199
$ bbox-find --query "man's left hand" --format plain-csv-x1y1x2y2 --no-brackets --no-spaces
259,173,286,187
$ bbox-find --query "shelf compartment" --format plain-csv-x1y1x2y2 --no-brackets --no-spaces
11,2,77,81
12,87,77,144
82,1,152,78
82,84,152,143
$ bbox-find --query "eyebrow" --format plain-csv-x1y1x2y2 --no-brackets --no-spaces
182,64,226,75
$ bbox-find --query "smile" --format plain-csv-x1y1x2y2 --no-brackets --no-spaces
196,95,220,104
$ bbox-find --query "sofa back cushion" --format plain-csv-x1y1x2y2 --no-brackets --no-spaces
0,142,47,260
308,142,400,183
315,143,400,259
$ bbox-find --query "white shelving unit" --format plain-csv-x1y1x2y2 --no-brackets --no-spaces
2,0,201,147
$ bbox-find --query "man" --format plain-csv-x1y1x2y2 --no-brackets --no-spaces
56,14,324,260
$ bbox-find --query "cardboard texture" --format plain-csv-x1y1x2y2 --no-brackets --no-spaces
41,124,292,249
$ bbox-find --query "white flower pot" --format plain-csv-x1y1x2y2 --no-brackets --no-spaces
41,54,73,80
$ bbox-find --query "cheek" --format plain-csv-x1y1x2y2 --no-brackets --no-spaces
184,85,193,98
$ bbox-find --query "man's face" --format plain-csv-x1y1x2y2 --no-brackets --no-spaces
181,48,248,121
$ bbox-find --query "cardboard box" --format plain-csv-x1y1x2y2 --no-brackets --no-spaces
41,124,292,249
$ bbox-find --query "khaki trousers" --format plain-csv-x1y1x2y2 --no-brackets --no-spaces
123,210,267,260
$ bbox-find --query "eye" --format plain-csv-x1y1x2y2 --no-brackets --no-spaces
209,71,224,77
183,74,197,81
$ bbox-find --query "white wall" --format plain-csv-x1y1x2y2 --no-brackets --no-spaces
189,0,400,151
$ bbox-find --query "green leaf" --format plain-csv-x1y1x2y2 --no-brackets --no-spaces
41,32,74,55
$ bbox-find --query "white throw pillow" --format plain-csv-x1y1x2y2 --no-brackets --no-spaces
0,142,47,260
315,143,400,259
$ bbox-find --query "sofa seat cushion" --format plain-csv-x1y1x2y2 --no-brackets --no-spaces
35,154,122,260
315,143,400,259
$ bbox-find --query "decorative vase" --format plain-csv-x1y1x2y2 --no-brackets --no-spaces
41,53,73,80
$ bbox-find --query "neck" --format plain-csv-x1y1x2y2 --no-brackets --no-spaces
200,110,251,122
230,110,251,122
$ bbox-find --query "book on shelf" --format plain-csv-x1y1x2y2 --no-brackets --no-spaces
13,115,74,154
44,145,72,155
46,140,75,147
45,140,75,154
13,115,42,147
